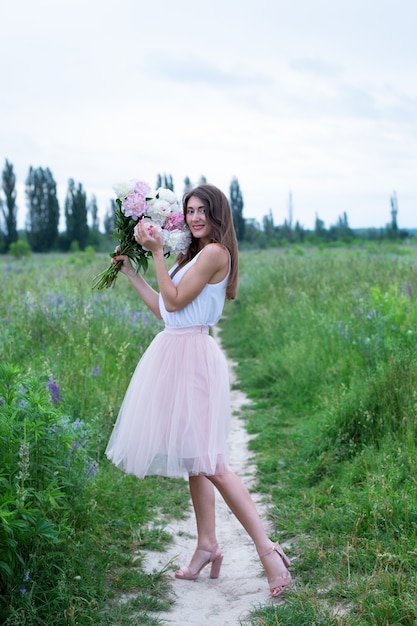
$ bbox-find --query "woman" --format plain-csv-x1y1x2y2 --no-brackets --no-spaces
105,184,292,597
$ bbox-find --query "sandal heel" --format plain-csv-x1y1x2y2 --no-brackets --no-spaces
175,545,223,580
210,552,223,579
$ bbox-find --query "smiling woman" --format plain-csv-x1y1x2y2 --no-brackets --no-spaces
105,183,293,598
186,200,210,238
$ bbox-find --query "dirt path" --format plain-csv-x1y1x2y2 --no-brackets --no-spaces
141,327,279,625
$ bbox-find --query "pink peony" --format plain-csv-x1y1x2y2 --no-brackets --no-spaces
134,180,152,196
164,211,185,231
121,181,152,219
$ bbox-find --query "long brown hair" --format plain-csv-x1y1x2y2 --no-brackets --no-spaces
174,184,239,300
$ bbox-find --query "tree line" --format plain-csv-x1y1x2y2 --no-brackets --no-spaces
0,160,99,254
0,159,410,255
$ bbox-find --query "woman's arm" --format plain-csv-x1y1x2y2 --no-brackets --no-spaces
134,221,228,312
111,254,162,319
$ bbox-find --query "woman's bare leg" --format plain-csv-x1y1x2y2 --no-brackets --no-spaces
188,474,218,550
177,470,290,592
175,475,221,577
207,470,290,585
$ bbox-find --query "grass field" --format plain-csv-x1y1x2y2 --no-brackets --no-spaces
1,244,417,625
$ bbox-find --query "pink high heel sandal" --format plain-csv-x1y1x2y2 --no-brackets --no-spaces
259,543,292,598
175,545,224,580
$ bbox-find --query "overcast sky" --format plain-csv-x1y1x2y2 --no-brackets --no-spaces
1,0,416,231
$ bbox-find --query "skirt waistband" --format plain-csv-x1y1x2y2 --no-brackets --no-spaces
164,325,209,335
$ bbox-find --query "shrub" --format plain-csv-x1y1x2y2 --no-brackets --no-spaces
9,240,31,259
0,362,96,623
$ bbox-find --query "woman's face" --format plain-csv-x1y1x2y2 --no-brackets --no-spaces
186,195,212,244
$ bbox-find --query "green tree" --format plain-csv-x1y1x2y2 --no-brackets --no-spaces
263,209,275,240
0,198,4,252
103,199,117,236
314,213,327,241
89,194,99,231
329,212,353,242
65,179,89,249
387,191,399,239
281,219,293,243
229,177,245,242
25,167,60,252
156,173,174,191
1,159,18,251
183,176,192,194
293,220,305,243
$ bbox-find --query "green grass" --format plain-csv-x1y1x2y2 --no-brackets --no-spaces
220,244,417,625
0,251,190,625
1,244,417,624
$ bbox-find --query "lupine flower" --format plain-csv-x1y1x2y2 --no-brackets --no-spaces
87,461,98,477
18,443,30,479
71,439,87,451
90,365,100,376
47,377,61,404
402,282,413,297
337,321,349,341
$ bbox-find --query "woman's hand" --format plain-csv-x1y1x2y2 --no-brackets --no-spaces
112,247,135,277
111,245,162,318
134,220,163,254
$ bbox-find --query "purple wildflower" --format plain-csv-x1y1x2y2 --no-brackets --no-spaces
87,461,98,476
20,587,26,595
47,377,61,404
337,321,349,341
90,365,100,376
402,282,413,297
18,444,30,477
71,439,87,452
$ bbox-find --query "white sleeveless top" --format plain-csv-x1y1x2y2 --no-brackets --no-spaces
159,250,229,327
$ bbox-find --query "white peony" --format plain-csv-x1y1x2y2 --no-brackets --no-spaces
163,228,192,254
147,198,173,223
112,180,136,199
155,187,178,205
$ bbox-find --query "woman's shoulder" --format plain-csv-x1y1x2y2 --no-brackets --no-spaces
196,244,230,284
198,243,229,264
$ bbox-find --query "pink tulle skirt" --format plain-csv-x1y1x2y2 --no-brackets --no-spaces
105,325,231,478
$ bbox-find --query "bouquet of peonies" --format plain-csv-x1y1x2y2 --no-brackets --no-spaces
92,179,191,290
